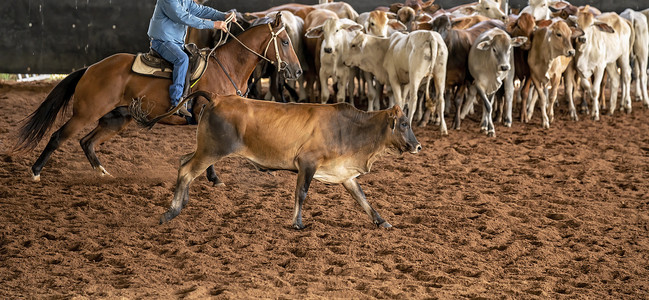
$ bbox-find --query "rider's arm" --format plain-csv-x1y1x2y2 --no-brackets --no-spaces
157,0,219,30
187,0,227,22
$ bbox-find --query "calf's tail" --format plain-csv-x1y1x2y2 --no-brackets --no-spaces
129,90,213,129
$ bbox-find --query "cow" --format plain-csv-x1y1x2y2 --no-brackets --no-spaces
523,19,576,128
343,30,449,134
302,9,339,102
520,0,551,21
446,0,508,23
467,28,527,137
572,7,633,120
305,18,363,104
504,13,537,123
621,9,649,106
550,1,601,20
428,15,503,130
134,91,421,229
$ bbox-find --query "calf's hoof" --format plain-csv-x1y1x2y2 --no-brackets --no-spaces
487,131,496,138
31,170,40,182
292,222,306,230
377,221,392,229
159,210,179,225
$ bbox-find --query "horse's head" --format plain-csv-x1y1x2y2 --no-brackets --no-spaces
264,12,303,80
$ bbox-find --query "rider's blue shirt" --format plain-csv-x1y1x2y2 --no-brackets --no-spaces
147,0,226,44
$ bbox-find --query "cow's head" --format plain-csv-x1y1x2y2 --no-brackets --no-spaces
306,18,363,56
545,19,576,57
569,6,615,51
475,29,527,73
365,10,390,37
343,31,368,68
429,14,452,39
460,0,508,22
505,13,535,50
387,105,421,154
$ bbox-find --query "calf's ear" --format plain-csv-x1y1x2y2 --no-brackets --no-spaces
389,20,408,31
305,26,324,38
593,21,615,33
476,39,492,50
510,36,528,47
344,23,364,32
570,27,584,38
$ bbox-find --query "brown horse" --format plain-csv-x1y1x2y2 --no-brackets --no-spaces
14,14,302,183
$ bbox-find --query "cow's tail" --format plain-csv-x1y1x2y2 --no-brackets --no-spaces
13,68,87,153
424,36,440,112
129,90,213,129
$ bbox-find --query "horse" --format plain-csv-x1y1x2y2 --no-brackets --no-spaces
13,14,302,183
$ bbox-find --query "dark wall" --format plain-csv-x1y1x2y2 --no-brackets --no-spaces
2,0,648,74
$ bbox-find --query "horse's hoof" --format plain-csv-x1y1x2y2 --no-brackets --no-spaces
98,166,112,177
31,171,40,182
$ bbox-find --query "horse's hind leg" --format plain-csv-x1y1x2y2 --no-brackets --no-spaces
31,114,94,181
80,106,132,177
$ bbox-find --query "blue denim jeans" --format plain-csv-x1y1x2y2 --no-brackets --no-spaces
151,39,189,106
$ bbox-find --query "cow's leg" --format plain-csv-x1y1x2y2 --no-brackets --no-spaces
452,86,465,130
433,76,448,135
619,56,633,113
476,87,495,137
342,178,391,228
80,107,131,177
605,63,620,115
319,70,331,104
364,72,377,111
532,77,550,129
205,166,223,186
564,64,579,121
639,55,649,107
503,68,515,127
520,78,532,123
292,161,316,230
526,85,539,123
548,74,562,124
588,68,605,120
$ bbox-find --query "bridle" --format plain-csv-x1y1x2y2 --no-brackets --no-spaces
224,23,289,71
208,20,289,96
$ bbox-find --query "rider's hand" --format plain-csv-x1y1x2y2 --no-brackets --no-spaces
226,12,237,23
214,20,228,31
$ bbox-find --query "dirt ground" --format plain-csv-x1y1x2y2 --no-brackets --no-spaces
0,80,648,299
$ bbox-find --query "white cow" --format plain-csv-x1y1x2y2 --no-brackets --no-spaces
621,9,649,106
448,0,508,22
520,0,551,21
572,7,633,119
343,30,449,135
467,28,526,137
305,18,363,104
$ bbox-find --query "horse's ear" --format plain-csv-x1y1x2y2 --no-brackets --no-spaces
274,11,283,27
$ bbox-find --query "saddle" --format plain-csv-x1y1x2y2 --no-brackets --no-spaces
131,43,209,87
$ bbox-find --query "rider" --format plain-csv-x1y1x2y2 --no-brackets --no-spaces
147,0,235,118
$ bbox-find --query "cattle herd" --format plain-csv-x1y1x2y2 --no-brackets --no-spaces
202,0,649,138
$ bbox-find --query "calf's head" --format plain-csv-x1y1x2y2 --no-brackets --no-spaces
475,29,528,73
343,31,368,67
387,105,421,154
545,19,576,57
305,18,363,55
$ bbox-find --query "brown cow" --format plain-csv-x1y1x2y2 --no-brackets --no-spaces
134,91,421,229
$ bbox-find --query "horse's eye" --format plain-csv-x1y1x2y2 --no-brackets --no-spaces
282,40,289,46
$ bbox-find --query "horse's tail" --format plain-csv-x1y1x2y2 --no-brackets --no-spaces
13,68,88,153
129,90,214,129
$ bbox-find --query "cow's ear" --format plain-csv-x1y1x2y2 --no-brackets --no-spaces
476,39,492,50
305,26,324,38
389,19,408,32
567,15,578,26
417,22,433,31
549,0,569,10
458,6,476,15
593,21,615,33
416,13,432,23
536,19,553,28
343,23,364,32
510,36,528,47
386,12,398,20
570,27,584,38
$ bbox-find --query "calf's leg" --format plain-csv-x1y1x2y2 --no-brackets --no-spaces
292,161,316,230
342,178,391,228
